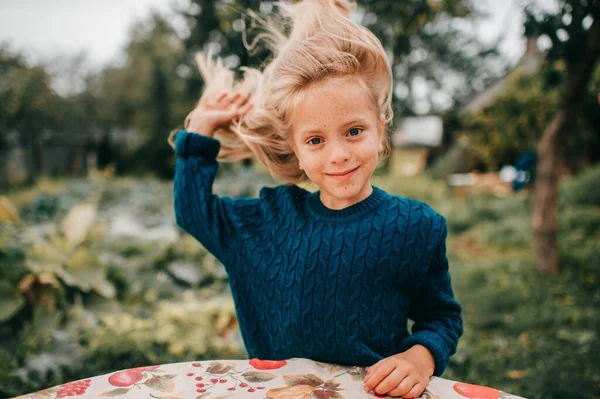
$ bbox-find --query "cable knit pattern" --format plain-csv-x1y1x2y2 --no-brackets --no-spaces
173,130,463,376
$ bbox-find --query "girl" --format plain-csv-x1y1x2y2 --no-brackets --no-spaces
169,0,463,397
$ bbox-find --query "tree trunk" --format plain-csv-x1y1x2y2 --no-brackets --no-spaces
533,11,600,275
533,112,563,275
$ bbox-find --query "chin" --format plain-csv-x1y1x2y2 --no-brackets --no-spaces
327,182,369,199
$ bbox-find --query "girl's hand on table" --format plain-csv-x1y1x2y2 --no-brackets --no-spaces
363,345,435,398
185,92,253,137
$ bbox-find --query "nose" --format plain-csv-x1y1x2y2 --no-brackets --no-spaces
328,140,351,164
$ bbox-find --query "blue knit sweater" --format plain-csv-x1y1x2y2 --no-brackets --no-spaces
173,130,463,376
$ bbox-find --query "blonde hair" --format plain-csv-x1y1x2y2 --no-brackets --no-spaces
172,0,393,183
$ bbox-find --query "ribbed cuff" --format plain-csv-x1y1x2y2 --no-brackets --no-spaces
174,130,221,159
400,332,448,377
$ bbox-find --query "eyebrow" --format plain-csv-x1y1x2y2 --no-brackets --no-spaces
298,117,369,137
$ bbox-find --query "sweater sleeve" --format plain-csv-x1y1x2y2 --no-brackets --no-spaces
173,129,258,266
401,216,464,377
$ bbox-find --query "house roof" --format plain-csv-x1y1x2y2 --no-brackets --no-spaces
392,115,443,147
459,37,543,115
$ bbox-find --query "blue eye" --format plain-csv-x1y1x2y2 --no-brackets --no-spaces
349,128,362,136
308,137,322,145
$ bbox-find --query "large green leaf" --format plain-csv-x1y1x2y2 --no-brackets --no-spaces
0,295,25,321
58,268,115,298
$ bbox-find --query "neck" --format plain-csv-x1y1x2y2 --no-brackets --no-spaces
307,185,386,221
319,184,374,210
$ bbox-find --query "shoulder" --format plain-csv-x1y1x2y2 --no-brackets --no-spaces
258,183,309,214
385,191,444,221
385,192,447,243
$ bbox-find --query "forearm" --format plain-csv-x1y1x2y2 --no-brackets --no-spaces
173,130,233,263
403,216,463,376
403,270,463,376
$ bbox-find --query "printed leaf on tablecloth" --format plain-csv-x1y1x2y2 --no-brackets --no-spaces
283,374,324,387
206,361,235,374
150,394,182,399
242,371,277,383
149,394,182,399
322,378,342,390
144,375,176,392
21,387,60,399
99,388,132,397
312,390,344,399
265,384,316,399
347,368,367,381
419,389,441,399
314,362,367,381
314,362,346,374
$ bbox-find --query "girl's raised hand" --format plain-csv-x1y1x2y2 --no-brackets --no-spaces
185,92,253,137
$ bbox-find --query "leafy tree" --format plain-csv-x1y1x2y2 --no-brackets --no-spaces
178,0,506,116
526,0,600,275
361,0,506,115
179,0,267,103
463,64,599,171
0,47,62,182
92,13,190,176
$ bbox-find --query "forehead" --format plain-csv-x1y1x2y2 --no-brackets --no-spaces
291,76,378,134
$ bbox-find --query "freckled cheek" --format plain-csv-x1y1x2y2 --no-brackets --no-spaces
302,155,323,174
355,152,368,163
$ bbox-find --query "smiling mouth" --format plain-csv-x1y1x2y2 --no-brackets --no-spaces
327,166,360,177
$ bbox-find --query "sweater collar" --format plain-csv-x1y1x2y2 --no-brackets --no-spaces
306,185,386,220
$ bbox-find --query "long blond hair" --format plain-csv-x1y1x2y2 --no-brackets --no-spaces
172,0,393,183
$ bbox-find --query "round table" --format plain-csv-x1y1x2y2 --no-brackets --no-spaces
12,358,526,399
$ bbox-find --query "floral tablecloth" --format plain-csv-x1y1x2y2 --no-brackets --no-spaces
12,358,526,399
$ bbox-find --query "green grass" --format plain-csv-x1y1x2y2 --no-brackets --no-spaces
375,160,600,398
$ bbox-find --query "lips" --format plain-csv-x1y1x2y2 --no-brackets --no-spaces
327,166,359,178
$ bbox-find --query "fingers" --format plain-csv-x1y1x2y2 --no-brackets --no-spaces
185,91,253,133
372,368,410,396
222,92,240,107
231,92,250,108
216,92,249,109
236,102,254,117
215,92,228,103
386,375,418,397
391,382,426,399
408,382,427,399
364,361,396,392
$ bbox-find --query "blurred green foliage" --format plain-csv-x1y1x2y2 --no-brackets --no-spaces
383,165,600,398
1,0,507,182
460,64,600,171
559,165,600,207
433,0,600,175
0,171,263,398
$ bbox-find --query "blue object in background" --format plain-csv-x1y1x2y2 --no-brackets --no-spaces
513,151,537,192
